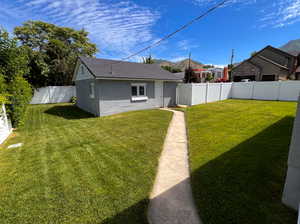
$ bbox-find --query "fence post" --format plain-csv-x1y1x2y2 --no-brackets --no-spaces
219,83,223,101
277,81,282,101
205,82,209,103
251,82,255,100
190,84,193,106
176,84,178,105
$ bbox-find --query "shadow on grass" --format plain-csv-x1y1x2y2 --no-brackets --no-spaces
99,116,297,224
44,105,95,120
191,116,297,224
101,199,149,224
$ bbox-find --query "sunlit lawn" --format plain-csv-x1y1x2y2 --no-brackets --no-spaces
0,104,172,224
186,99,298,224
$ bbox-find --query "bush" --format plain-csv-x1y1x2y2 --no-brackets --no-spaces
7,76,32,127
70,96,77,104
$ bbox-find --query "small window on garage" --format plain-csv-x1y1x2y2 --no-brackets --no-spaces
89,82,95,99
80,65,84,75
131,83,147,101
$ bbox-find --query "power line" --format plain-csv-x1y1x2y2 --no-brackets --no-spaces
111,0,230,65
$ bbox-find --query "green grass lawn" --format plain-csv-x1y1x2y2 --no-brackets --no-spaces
0,104,172,224
186,99,298,224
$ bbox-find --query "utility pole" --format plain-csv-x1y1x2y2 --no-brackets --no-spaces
188,52,192,83
188,52,191,70
229,49,234,81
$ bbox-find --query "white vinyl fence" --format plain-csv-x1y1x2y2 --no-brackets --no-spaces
177,81,300,106
0,104,12,144
177,83,233,106
30,86,76,104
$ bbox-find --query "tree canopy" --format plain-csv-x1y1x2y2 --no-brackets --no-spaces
0,29,32,127
161,65,182,73
14,21,98,87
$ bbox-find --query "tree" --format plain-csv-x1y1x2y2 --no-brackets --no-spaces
142,55,155,64
0,29,32,127
184,67,197,83
0,29,29,82
251,51,257,57
161,65,182,73
14,21,98,87
205,73,214,82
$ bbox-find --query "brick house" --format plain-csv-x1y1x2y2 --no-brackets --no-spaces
232,46,298,81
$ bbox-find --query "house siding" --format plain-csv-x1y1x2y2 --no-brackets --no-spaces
232,46,296,81
98,80,158,116
251,56,290,80
96,80,178,116
75,79,100,116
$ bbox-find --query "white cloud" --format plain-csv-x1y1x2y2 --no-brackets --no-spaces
11,0,160,57
261,0,300,28
189,0,300,28
177,40,199,51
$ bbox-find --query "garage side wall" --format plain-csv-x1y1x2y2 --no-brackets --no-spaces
98,80,161,116
75,79,100,116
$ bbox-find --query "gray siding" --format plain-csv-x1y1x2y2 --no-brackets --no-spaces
75,79,100,116
98,80,160,116
164,82,177,107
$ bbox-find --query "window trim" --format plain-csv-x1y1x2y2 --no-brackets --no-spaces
89,82,95,99
131,83,147,101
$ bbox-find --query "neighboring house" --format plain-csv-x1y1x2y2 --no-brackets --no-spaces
208,67,224,80
232,46,298,81
73,57,182,116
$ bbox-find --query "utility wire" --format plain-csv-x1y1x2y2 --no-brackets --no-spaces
110,0,230,65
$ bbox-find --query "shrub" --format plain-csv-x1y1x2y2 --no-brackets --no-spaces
7,76,32,127
70,96,77,104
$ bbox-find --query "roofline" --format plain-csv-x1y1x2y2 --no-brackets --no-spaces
232,45,294,72
266,45,296,58
95,77,183,82
257,55,289,70
78,57,97,78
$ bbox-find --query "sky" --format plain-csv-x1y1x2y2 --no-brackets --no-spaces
1,0,300,66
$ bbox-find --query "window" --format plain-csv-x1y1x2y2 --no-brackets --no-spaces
131,83,147,101
89,82,95,99
80,65,84,75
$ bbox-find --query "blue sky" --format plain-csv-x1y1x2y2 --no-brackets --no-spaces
1,0,300,66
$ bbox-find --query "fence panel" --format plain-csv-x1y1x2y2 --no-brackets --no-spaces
30,86,76,104
220,83,232,100
207,83,221,103
191,84,207,105
252,82,280,101
0,104,12,144
231,82,254,99
177,84,192,105
279,81,300,101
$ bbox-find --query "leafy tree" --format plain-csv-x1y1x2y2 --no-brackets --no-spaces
14,20,98,87
251,51,257,57
142,55,155,64
184,67,197,83
7,75,32,127
0,29,32,127
205,73,214,82
0,29,29,82
161,65,182,73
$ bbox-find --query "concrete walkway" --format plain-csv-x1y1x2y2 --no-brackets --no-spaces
148,109,202,224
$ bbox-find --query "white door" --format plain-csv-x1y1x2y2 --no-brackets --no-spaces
155,81,164,107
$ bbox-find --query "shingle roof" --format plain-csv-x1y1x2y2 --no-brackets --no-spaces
79,56,182,81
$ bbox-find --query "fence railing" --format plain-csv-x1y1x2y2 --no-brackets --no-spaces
177,81,300,106
30,86,76,104
0,104,12,144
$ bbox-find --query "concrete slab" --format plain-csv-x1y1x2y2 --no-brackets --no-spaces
148,109,201,224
